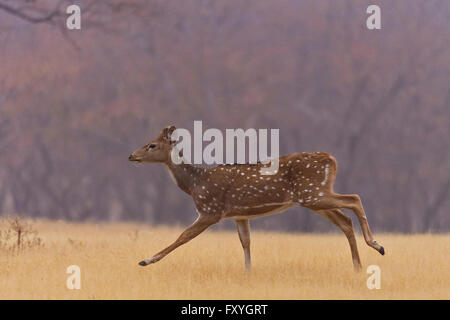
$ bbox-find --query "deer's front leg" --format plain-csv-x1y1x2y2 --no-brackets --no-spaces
139,214,221,266
235,219,251,271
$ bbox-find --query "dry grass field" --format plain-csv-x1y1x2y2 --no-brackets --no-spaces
0,218,449,300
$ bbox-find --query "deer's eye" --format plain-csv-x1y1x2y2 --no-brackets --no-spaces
148,144,156,150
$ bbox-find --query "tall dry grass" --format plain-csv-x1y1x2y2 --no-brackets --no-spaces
0,219,448,299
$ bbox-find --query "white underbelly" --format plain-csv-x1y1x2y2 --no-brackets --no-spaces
227,203,296,220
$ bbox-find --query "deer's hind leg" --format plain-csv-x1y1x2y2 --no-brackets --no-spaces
313,209,362,272
235,219,251,271
139,214,220,266
312,192,384,256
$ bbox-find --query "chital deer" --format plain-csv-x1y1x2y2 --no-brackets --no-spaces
129,126,384,272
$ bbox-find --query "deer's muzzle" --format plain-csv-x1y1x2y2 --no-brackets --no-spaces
128,154,141,162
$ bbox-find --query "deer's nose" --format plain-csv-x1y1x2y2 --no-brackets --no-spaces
128,154,134,161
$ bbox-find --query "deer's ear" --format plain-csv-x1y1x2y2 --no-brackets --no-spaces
160,125,177,143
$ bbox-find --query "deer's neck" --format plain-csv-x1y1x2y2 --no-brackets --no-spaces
164,161,205,194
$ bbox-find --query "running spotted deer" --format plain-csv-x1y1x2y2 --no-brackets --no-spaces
129,126,384,272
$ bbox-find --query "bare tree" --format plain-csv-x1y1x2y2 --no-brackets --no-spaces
0,0,448,232
0,0,66,25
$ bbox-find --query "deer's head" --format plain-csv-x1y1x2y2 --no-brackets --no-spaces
129,125,176,163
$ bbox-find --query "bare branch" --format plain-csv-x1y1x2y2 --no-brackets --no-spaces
0,0,66,24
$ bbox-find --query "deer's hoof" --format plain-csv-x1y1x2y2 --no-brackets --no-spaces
379,246,385,255
138,260,148,266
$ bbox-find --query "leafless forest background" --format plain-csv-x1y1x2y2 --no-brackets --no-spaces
0,0,448,233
